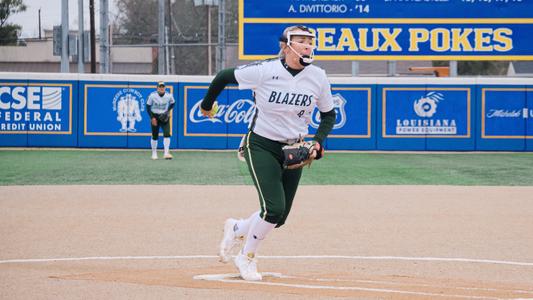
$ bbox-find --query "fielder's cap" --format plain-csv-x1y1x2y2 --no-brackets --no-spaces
157,81,165,87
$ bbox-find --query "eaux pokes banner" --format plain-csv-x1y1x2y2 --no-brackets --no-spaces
239,0,533,60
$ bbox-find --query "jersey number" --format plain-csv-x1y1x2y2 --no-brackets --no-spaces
297,110,305,118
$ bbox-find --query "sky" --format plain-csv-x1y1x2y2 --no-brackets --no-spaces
8,0,119,38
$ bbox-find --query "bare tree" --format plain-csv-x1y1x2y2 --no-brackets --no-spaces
114,0,238,75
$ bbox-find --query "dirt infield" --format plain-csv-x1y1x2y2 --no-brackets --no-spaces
1,185,533,299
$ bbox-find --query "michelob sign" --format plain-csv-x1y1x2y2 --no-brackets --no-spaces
239,0,533,60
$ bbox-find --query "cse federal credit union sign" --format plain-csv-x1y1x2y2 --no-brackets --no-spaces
239,0,533,61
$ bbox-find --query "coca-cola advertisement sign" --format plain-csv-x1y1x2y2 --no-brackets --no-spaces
180,84,372,146
189,98,256,125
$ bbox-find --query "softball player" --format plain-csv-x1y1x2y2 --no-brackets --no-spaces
147,81,175,160
201,25,336,281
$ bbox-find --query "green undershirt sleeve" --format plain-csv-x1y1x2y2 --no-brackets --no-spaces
201,68,238,111
146,104,154,118
313,109,336,145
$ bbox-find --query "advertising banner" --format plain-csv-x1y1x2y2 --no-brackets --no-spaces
481,87,532,139
1,73,531,151
178,83,228,149
244,1,531,19
382,87,471,138
79,82,175,148
240,0,533,60
0,82,73,134
179,83,372,149
84,84,158,136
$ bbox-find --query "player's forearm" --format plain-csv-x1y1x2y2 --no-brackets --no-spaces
146,104,155,118
168,102,175,112
313,109,336,145
201,68,237,110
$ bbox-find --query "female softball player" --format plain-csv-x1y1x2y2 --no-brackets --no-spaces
200,25,336,281
146,81,175,160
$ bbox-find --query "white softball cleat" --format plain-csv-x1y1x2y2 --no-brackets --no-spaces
234,252,262,281
164,153,173,160
219,218,243,263
151,153,158,160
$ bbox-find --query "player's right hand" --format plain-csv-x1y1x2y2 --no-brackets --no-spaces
151,117,157,126
200,101,218,119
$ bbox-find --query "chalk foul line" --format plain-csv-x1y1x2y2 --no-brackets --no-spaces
1,255,533,267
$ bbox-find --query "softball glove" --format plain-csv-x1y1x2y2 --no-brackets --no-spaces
281,141,322,169
157,112,170,123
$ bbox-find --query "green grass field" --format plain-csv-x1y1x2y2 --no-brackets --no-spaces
1,150,532,186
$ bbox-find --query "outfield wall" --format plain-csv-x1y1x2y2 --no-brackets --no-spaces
1,72,532,151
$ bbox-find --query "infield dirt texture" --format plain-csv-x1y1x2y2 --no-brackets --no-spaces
1,150,533,299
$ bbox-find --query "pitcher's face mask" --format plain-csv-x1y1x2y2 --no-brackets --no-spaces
280,26,316,66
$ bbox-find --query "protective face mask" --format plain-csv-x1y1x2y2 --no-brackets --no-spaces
288,41,315,66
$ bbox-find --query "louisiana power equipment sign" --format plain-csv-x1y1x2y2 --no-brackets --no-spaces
239,0,533,61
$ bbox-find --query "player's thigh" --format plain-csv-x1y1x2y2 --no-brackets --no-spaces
244,133,286,218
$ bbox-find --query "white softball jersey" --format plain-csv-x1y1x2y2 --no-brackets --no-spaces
234,59,334,142
147,92,175,114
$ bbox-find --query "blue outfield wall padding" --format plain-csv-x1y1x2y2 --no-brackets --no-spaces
325,84,376,150
425,85,476,151
377,85,428,150
526,86,533,151
77,80,178,149
177,82,228,149
78,80,128,148
26,79,79,147
475,85,527,151
226,87,253,150
377,84,476,151
0,79,29,146
2,73,533,151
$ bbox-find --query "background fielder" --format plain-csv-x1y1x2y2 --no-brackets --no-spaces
146,81,175,160
200,25,336,281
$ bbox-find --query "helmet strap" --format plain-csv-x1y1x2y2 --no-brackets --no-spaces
287,43,314,66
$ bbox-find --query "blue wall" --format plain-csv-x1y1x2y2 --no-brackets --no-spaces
1,74,532,151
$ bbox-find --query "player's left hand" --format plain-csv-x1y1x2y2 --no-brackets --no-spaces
282,141,322,169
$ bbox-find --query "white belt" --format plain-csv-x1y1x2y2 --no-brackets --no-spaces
278,138,300,145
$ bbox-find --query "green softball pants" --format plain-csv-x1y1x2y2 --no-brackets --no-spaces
151,120,171,140
243,131,303,227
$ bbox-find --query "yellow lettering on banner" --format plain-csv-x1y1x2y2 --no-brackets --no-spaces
377,28,402,51
336,28,358,51
308,28,318,49
312,26,512,54
409,28,429,51
359,28,379,52
493,28,513,52
431,28,450,52
451,28,473,51
317,28,336,51
474,28,493,51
